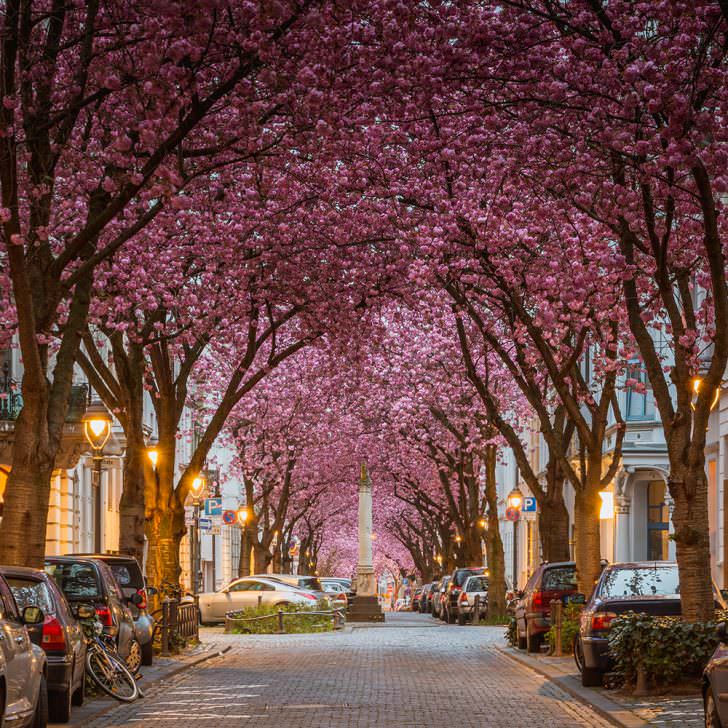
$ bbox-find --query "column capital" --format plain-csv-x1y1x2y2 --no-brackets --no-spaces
615,494,631,515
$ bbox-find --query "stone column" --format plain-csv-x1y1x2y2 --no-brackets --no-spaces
615,494,632,563
349,463,384,622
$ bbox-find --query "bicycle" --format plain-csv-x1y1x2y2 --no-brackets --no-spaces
76,605,140,703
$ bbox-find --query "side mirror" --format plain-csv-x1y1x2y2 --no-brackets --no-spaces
22,605,44,625
76,604,96,620
569,593,586,605
129,593,143,606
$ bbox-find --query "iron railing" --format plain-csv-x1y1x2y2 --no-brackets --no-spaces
224,607,346,634
159,598,200,655
0,362,22,421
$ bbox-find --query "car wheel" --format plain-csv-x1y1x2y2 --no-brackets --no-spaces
517,621,527,650
141,639,154,666
126,638,142,675
32,675,48,728
48,686,72,724
581,666,604,687
457,612,466,626
526,623,542,653
705,688,723,728
71,671,85,707
573,635,585,673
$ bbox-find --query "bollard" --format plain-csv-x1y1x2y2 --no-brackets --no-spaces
161,599,170,656
277,609,285,634
551,599,563,656
473,595,480,626
258,595,263,608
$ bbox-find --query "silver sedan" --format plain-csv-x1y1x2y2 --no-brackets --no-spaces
198,577,319,623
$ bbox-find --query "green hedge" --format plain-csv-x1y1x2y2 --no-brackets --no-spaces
545,602,582,654
607,611,726,688
227,601,335,635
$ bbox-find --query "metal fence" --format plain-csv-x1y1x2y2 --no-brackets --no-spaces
159,598,199,655
224,607,346,634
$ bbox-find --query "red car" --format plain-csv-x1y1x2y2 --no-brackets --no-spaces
514,561,577,653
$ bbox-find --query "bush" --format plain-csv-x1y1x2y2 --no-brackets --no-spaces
505,617,518,646
607,611,722,688
545,602,582,655
227,601,335,635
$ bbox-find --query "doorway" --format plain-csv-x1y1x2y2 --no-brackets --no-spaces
647,479,669,561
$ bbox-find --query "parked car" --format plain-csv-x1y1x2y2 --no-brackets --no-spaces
321,577,354,600
428,579,442,616
445,567,488,624
515,561,577,653
435,576,452,620
704,623,728,727
411,586,424,612
198,576,319,623
259,574,330,603
320,580,348,610
44,556,140,672
0,573,48,727
456,574,489,625
576,561,727,688
419,583,433,614
1,566,85,722
76,554,154,666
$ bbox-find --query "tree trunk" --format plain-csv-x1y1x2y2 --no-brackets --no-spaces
118,436,147,564
238,526,252,577
253,542,271,574
670,460,713,621
0,392,54,567
459,531,483,566
573,485,602,594
483,446,507,617
539,496,571,563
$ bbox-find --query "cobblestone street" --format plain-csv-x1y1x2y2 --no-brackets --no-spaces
81,614,613,728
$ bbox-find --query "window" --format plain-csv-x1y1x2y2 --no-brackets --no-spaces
7,578,55,615
625,360,655,420
542,566,577,591
46,562,102,600
647,480,669,561
600,566,679,597
466,577,489,592
229,581,252,592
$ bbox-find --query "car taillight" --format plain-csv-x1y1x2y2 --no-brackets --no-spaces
295,591,317,601
459,592,468,604
532,591,545,608
95,606,113,626
135,588,147,610
591,612,617,631
42,615,66,651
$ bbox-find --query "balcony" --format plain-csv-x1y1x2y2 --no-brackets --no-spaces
0,370,90,469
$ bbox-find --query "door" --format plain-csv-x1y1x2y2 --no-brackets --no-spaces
647,480,669,561
211,580,254,619
0,576,33,721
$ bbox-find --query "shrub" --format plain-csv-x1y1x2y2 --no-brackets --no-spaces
227,602,335,635
545,602,582,655
505,617,518,646
607,612,721,688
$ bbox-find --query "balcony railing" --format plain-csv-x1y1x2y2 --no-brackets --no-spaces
0,363,88,423
0,362,22,421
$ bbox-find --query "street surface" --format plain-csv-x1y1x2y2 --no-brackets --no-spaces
80,613,613,727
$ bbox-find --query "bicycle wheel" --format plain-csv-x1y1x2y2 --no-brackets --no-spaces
86,646,139,702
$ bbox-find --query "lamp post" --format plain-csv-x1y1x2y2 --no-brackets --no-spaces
82,400,113,553
236,506,249,577
189,476,206,595
507,487,524,590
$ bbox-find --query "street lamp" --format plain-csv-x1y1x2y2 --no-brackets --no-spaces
507,487,524,591
691,376,720,412
146,437,159,470
236,506,250,577
189,475,206,595
82,400,113,553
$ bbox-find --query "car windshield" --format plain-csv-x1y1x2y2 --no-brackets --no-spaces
600,567,680,598
45,562,102,600
542,567,577,591
108,563,143,591
454,569,481,587
466,577,489,592
6,578,55,615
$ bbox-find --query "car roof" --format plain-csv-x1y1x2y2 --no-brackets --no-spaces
0,566,51,581
73,553,141,565
605,561,676,569
45,555,100,566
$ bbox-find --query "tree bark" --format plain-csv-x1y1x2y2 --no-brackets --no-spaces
483,446,506,617
573,481,602,594
539,495,571,563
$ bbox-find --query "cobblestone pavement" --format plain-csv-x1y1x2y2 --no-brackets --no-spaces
81,613,614,727
618,694,702,727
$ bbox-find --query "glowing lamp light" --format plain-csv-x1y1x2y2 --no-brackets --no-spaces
191,476,206,500
236,507,249,526
599,491,614,520
455,535,463,544
691,376,720,412
507,487,524,511
82,400,113,452
147,448,159,469
478,518,487,529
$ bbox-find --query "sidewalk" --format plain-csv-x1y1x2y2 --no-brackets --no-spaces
497,646,703,727
56,638,230,727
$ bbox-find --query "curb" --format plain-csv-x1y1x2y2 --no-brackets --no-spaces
67,645,231,726
495,646,647,728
